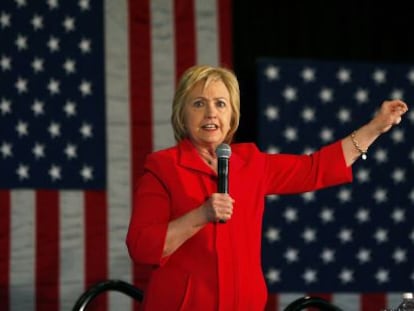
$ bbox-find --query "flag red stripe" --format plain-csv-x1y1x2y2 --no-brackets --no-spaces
217,0,233,67
36,190,59,311
361,293,386,310
128,1,153,309
174,0,196,80
84,191,108,311
264,293,278,311
0,190,10,310
128,0,153,180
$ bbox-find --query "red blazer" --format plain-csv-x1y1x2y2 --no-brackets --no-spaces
126,139,352,311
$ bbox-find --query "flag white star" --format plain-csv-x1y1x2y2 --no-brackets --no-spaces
391,167,406,183
354,88,369,104
0,142,13,158
375,268,389,284
265,227,280,243
31,99,45,116
337,187,352,203
356,248,371,264
63,101,77,117
302,227,317,243
79,38,92,53
337,107,351,123
320,248,335,263
373,187,388,203
16,163,30,180
0,12,11,28
301,107,316,122
392,247,407,264
283,126,298,142
80,123,93,138
15,34,28,50
302,268,318,284
16,120,29,137
80,165,93,181
319,127,334,143
47,36,60,52
0,55,11,71
48,164,62,181
319,87,334,103
282,86,298,102
63,16,75,32
79,80,92,96
284,248,299,263
266,268,281,284
355,207,370,223
391,207,405,223
48,122,61,138
265,65,279,80
264,105,279,120
319,207,335,223
372,69,386,84
301,67,316,82
79,0,91,11
64,143,77,159
373,148,388,163
31,14,44,30
301,191,315,203
63,59,76,74
373,228,388,243
15,77,28,93
47,78,60,95
31,57,44,73
283,207,298,223
338,268,354,284
390,128,405,144
355,167,370,183
0,98,11,115
32,143,45,159
390,88,404,100
336,68,351,83
338,228,353,243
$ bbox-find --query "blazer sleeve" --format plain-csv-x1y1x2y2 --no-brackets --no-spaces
126,165,171,266
264,140,353,194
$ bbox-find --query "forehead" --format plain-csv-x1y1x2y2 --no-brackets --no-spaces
188,79,230,98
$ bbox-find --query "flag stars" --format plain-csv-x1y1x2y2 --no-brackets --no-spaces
373,148,388,163
47,78,60,95
391,208,405,224
319,127,334,143
15,0,27,7
265,65,279,80
391,167,406,183
373,228,389,243
390,128,405,144
0,142,13,158
63,100,77,117
356,248,371,264
80,165,93,181
336,68,351,83
354,88,369,104
338,228,353,243
337,107,351,123
64,143,77,159
337,187,352,203
48,122,61,138
79,0,91,11
355,167,370,183
79,122,93,138
319,207,335,223
15,77,28,93
301,67,316,82
0,12,11,28
63,16,75,32
375,268,389,284
48,164,62,181
281,86,298,102
31,99,45,116
320,248,335,263
392,247,407,264
338,268,354,284
283,126,298,142
0,98,12,115
266,268,281,284
264,105,279,121
408,109,414,123
47,36,60,52
15,34,28,50
0,55,11,71
32,143,45,159
63,59,76,74
302,227,317,243
16,163,30,180
355,207,370,223
301,191,315,203
390,88,404,100
373,187,388,204
302,268,318,284
372,69,387,84
31,14,44,30
16,120,29,137
47,0,59,10
79,38,92,53
301,107,316,122
409,189,414,204
283,207,298,223
32,57,44,73
319,87,334,103
407,69,414,84
284,248,299,263
409,229,414,243
265,226,280,243
79,80,92,96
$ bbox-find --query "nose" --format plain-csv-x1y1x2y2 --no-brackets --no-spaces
205,102,217,118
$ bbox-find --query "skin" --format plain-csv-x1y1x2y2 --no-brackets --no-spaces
162,80,409,257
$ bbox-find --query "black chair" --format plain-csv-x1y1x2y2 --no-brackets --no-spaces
283,295,344,311
71,279,143,311
72,279,343,311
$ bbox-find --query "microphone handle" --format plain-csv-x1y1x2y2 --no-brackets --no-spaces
217,157,229,223
217,157,229,193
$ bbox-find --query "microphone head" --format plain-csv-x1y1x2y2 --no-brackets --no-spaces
215,143,232,159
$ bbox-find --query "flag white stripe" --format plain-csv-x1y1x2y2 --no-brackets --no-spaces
195,0,219,65
151,0,176,151
279,292,305,310
60,191,85,310
388,293,403,308
10,191,35,311
333,293,360,310
105,0,133,310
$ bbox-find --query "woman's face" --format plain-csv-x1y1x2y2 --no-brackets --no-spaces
183,79,232,149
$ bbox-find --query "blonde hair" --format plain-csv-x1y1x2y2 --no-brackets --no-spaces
171,65,240,143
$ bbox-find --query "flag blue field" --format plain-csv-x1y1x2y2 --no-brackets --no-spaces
0,1,106,189
258,58,414,294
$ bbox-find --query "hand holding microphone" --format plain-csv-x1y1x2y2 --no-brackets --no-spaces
215,143,232,223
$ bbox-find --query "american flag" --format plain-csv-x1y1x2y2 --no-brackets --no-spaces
258,58,414,311
0,1,231,311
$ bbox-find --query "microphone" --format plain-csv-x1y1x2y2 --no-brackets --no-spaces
215,143,232,223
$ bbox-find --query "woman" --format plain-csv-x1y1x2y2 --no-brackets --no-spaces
126,65,408,310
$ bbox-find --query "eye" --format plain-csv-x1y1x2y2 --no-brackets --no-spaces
216,100,227,108
193,100,204,108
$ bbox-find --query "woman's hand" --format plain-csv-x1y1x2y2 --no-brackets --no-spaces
368,99,409,134
202,193,235,223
